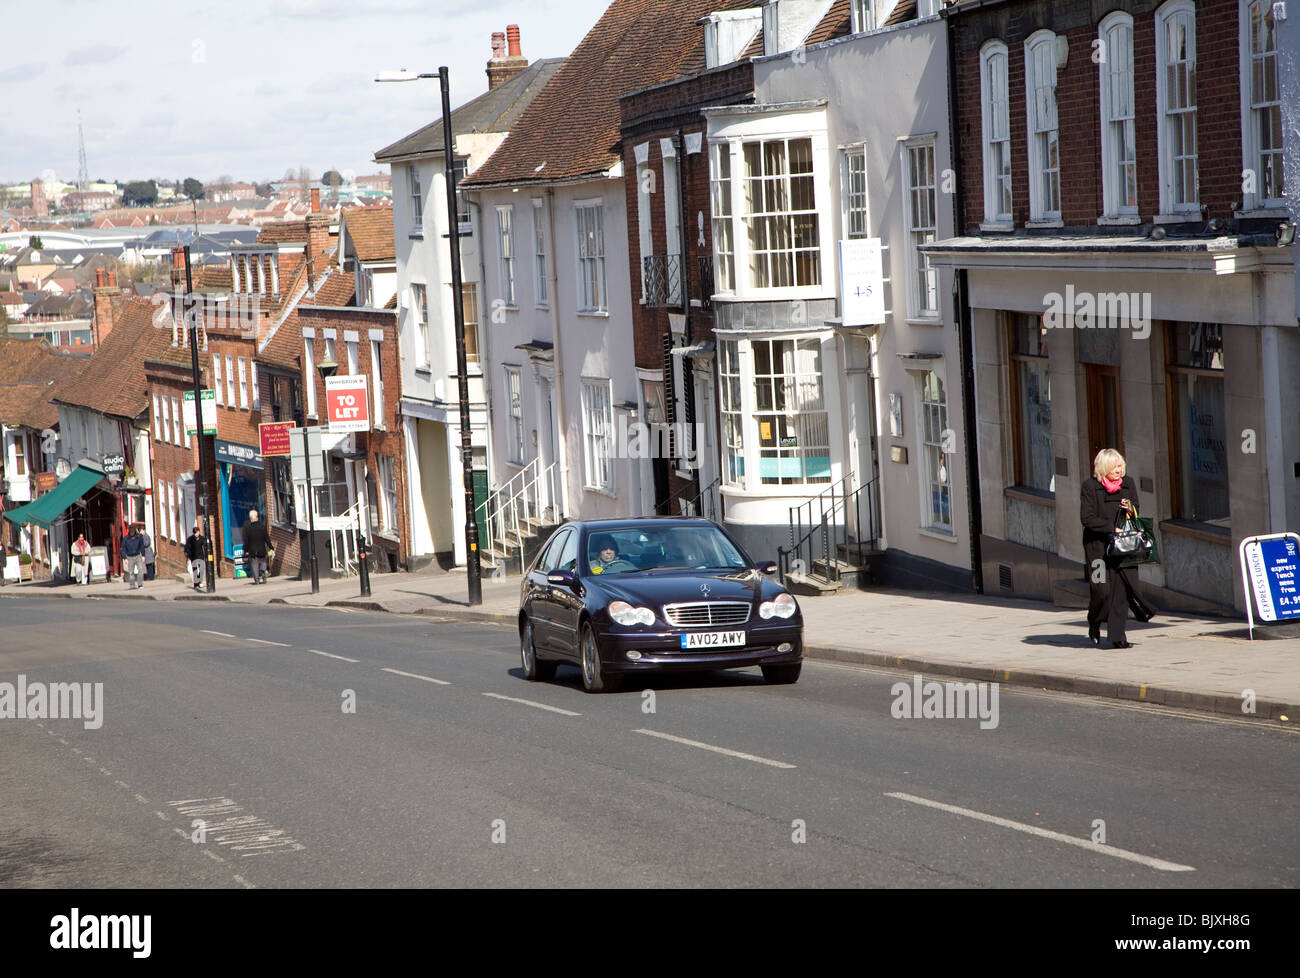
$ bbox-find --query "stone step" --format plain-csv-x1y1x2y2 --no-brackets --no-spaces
783,572,842,597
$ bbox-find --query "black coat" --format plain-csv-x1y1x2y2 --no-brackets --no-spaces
184,534,206,561
241,520,271,558
1080,475,1138,564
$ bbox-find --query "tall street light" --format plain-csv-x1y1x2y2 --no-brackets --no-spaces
174,246,216,593
376,66,482,606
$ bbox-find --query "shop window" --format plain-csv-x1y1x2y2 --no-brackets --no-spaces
1009,313,1053,493
1167,323,1228,528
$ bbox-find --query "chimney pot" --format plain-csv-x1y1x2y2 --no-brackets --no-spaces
95,268,106,288
507,25,522,58
491,31,506,59
107,270,117,288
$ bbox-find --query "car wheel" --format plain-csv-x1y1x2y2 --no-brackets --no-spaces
761,663,801,685
580,622,620,694
520,620,556,681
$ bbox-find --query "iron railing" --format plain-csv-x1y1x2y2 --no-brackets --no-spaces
696,255,714,309
654,475,722,522
643,254,683,307
777,474,880,586
474,458,560,569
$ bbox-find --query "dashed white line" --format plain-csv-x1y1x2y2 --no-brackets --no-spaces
481,692,581,717
381,667,451,686
114,780,130,790
232,875,255,889
308,649,360,663
633,729,797,769
884,792,1196,872
201,630,236,638
155,811,171,822
204,850,225,864
134,793,150,805
245,638,291,647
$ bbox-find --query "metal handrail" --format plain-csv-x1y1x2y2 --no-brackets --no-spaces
643,254,683,307
653,474,721,521
474,458,559,567
777,476,879,586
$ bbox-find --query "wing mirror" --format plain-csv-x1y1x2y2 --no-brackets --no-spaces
755,561,777,576
547,570,577,588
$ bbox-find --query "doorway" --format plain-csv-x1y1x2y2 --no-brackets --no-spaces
1084,363,1124,465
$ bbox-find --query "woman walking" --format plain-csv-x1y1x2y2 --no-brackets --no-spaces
1080,449,1153,649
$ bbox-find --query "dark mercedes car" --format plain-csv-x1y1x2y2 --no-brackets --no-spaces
518,518,803,693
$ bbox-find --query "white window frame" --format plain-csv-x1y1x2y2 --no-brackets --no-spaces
917,368,953,534
411,284,430,369
1239,0,1285,212
980,40,1013,227
531,199,548,307
250,361,259,412
161,395,172,445
409,164,423,230
377,454,398,532
902,137,940,321
1024,30,1061,223
504,366,525,465
740,136,822,291
1098,12,1139,221
850,0,874,34
496,205,516,307
636,158,654,300
574,201,607,314
370,337,384,428
1155,0,1199,216
346,339,358,377
237,357,248,410
170,395,181,444
225,355,236,406
841,143,870,239
580,377,614,492
709,141,735,294
153,393,162,440
213,356,223,406
304,338,317,417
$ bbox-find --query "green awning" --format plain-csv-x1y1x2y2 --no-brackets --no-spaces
2,465,104,530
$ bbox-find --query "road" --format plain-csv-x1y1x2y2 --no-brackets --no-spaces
2,595,1296,888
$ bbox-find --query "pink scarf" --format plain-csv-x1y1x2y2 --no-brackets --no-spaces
1100,474,1123,493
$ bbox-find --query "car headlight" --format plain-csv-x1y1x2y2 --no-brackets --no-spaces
759,592,798,620
609,600,655,626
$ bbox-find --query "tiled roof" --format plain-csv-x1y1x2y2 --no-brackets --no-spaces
310,271,355,307
373,58,567,162
883,0,917,26
257,308,304,371
0,383,62,430
0,337,86,429
257,221,308,244
808,0,853,41
194,264,233,291
340,208,394,264
465,0,764,188
51,297,173,420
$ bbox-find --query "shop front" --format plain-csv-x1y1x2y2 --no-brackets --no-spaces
216,438,265,579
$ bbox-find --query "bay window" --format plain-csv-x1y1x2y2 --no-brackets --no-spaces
709,142,734,293
743,137,820,289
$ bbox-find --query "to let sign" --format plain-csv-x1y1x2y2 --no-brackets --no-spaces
259,421,294,458
325,375,369,433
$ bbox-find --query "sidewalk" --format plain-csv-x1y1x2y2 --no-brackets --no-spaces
4,569,1296,721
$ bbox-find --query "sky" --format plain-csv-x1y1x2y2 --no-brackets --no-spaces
0,0,614,186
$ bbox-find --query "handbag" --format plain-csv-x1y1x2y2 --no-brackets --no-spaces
1107,505,1158,568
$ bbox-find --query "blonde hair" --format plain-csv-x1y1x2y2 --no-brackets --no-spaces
1094,448,1126,481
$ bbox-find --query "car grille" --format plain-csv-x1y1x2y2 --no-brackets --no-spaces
663,601,752,627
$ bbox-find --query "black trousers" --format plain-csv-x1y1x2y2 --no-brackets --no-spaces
1087,563,1152,642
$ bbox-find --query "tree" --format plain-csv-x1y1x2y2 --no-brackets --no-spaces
122,180,158,207
183,178,204,199
322,169,343,188
28,235,44,249
255,182,274,198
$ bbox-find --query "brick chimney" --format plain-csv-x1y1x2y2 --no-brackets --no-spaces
486,25,528,90
92,267,116,345
304,189,331,290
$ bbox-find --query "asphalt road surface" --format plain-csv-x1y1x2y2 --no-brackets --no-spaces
2,595,1296,888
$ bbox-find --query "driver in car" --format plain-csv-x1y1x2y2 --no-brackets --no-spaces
589,536,636,574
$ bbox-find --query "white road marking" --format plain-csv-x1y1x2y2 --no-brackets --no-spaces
481,692,581,717
155,811,170,822
232,874,255,889
308,649,360,663
70,747,81,755
134,794,150,804
381,667,451,686
99,768,112,777
884,791,1196,872
245,638,291,647
114,780,130,790
168,797,305,857
634,729,797,769
204,850,225,864
201,630,236,638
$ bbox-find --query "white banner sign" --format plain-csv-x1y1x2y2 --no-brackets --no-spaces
839,238,886,326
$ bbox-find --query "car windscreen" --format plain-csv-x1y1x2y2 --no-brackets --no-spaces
585,526,748,575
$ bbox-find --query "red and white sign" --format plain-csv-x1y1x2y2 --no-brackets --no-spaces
325,375,370,433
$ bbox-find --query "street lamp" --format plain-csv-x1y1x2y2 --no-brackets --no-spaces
375,65,482,606
174,246,216,593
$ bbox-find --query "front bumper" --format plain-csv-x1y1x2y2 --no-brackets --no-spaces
597,621,803,674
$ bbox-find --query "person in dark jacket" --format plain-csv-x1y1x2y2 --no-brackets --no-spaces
120,524,146,590
184,525,207,590
1080,448,1153,649
240,509,272,584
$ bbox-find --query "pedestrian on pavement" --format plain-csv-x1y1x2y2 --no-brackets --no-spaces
71,533,91,585
121,524,146,590
1080,448,1153,650
184,525,207,590
241,509,271,584
142,529,156,582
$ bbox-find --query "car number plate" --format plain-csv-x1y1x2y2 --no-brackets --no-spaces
681,630,745,649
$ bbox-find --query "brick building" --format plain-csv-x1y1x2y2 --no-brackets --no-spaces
925,0,1298,612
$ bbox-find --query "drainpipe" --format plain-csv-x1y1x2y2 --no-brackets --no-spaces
544,189,571,517
945,9,984,593
674,130,702,503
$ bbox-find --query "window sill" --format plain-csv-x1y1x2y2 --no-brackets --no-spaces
535,304,549,312
1004,485,1055,507
1096,215,1141,226
1025,218,1063,229
904,316,943,327
414,366,433,376
918,526,958,543
583,486,618,499
408,233,424,240
271,521,297,533
1153,213,1200,225
577,310,610,318
979,222,1014,233
1234,208,1289,220
375,530,400,543
1158,519,1231,547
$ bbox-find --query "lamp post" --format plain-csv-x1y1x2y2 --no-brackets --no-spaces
175,246,216,593
376,66,482,605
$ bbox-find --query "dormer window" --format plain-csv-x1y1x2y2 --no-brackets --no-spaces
850,0,873,34
703,9,763,69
